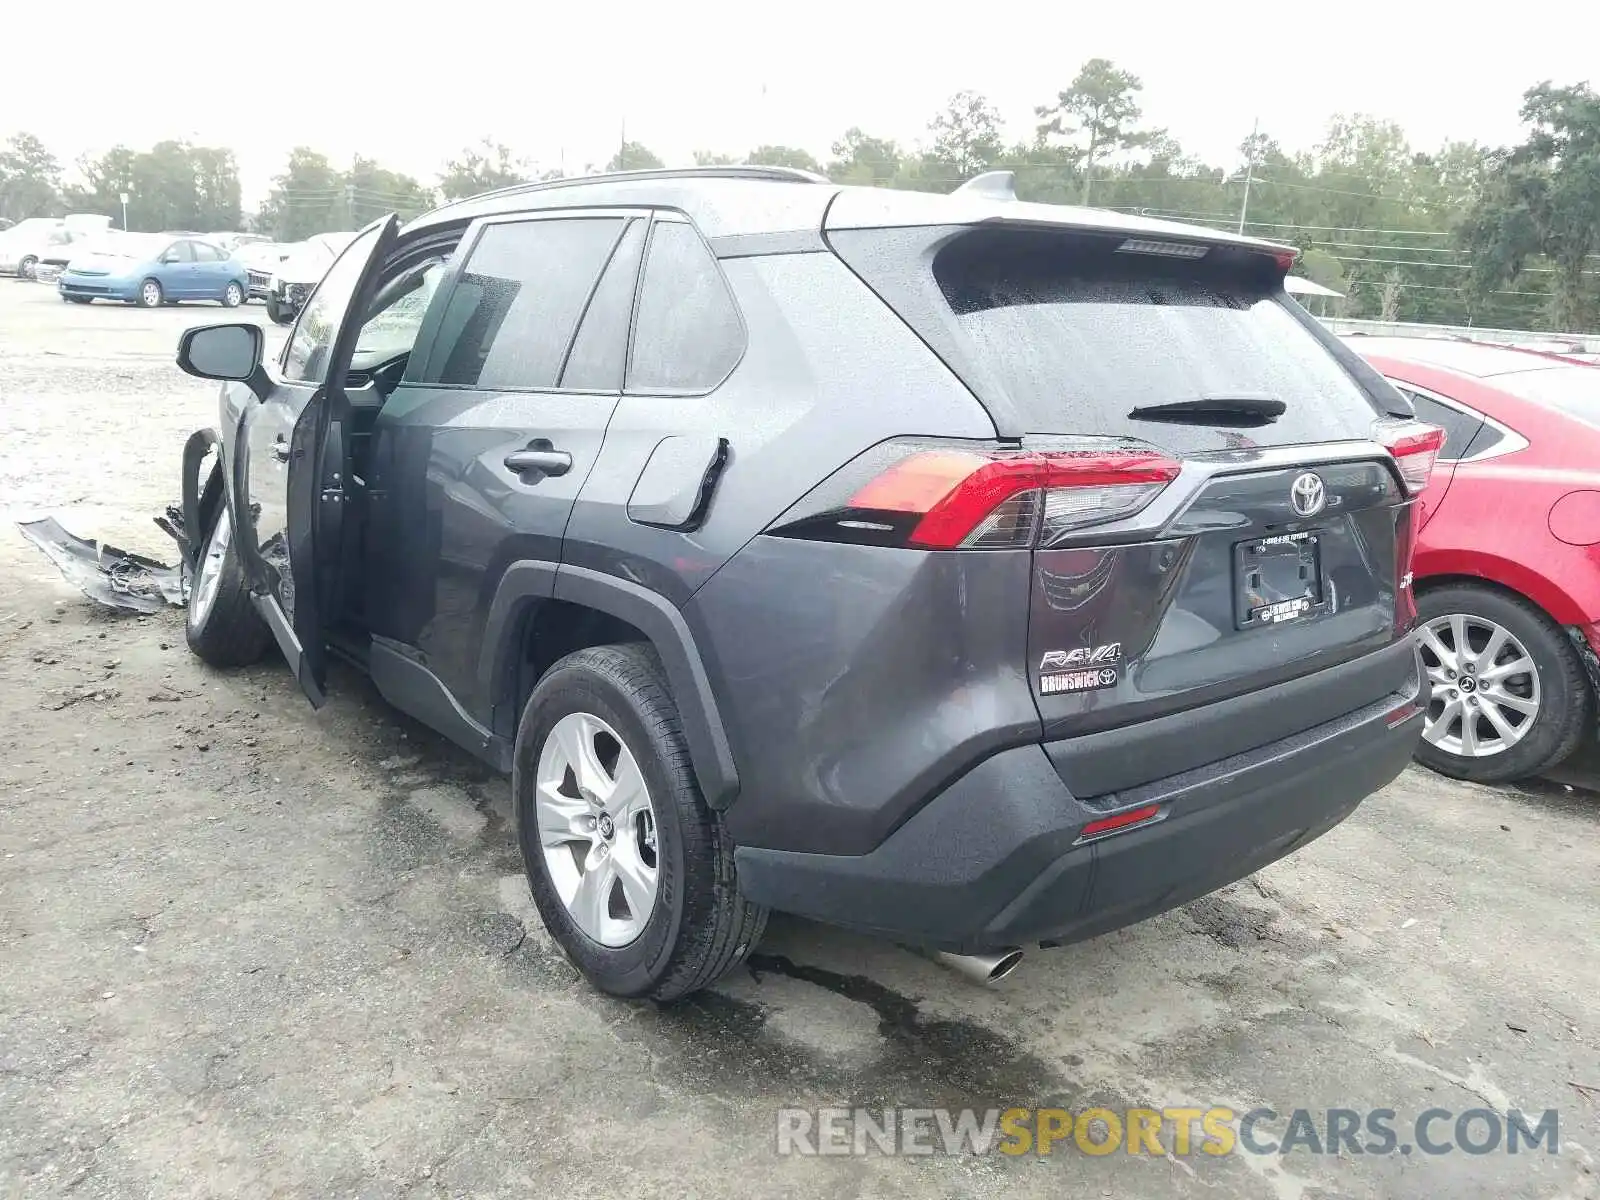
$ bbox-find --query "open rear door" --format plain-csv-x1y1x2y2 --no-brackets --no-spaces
228,214,400,706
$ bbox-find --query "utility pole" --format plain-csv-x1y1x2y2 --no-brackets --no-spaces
1238,116,1259,235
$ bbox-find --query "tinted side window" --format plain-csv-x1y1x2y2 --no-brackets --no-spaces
427,217,624,390
560,220,646,392
1398,390,1483,461
627,220,743,393
192,242,221,262
164,241,194,263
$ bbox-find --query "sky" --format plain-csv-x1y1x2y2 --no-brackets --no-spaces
4,0,1598,209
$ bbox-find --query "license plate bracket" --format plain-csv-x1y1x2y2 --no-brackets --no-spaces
1234,531,1322,629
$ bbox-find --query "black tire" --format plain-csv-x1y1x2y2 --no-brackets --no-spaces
184,508,271,668
137,278,163,308
513,644,767,1001
1413,583,1591,783
220,281,244,308
64,295,91,304
18,255,37,280
266,297,293,325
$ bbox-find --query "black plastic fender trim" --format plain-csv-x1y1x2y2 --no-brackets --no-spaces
478,560,740,808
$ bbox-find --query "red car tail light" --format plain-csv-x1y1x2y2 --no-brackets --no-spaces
1374,420,1445,495
771,440,1182,550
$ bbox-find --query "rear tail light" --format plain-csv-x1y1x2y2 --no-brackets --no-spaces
1374,420,1445,495
769,439,1182,550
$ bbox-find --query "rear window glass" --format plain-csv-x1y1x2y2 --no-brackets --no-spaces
932,231,1381,451
1492,367,1599,426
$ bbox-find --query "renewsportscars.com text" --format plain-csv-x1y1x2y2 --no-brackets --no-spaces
774,1106,1560,1157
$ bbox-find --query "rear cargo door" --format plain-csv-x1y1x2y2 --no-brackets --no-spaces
828,219,1422,739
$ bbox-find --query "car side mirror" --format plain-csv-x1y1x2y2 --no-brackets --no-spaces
177,323,264,383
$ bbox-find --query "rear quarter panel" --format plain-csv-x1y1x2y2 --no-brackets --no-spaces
1416,461,1600,626
1372,357,1600,628
561,250,996,606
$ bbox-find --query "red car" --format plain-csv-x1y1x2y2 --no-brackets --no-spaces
1352,337,1600,782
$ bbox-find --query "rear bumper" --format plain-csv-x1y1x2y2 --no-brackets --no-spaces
735,656,1425,953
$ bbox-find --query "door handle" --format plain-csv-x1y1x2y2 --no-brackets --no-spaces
504,448,572,478
272,436,290,463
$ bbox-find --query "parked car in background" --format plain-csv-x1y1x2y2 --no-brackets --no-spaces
207,232,270,255
237,241,294,301
1353,335,1600,783
1,219,72,279
265,231,357,324
166,168,1433,1000
57,233,248,307
0,214,114,279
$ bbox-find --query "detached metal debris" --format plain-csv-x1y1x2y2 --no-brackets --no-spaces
17,517,187,613
17,429,222,616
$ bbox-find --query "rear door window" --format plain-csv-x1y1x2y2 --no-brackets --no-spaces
561,219,647,392
626,218,744,394
423,216,626,390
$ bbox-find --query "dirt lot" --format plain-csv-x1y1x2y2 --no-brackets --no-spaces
2,278,1599,1199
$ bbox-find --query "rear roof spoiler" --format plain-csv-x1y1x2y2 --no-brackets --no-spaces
825,182,1294,264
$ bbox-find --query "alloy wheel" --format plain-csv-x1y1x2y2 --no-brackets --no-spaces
534,711,659,947
1416,614,1541,758
141,281,161,307
191,508,231,626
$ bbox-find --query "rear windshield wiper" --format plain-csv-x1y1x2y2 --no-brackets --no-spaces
1128,394,1287,427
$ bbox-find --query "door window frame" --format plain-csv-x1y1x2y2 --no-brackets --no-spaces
277,222,467,381
405,206,653,394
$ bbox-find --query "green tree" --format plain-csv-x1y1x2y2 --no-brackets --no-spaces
190,147,243,230
1035,58,1158,204
438,139,528,202
693,150,740,166
346,156,434,225
256,148,343,240
69,141,241,232
926,90,1004,184
826,128,902,185
0,133,63,222
606,142,664,172
745,144,823,174
1459,81,1600,330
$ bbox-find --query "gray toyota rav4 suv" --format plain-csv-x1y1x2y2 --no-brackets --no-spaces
169,166,1435,999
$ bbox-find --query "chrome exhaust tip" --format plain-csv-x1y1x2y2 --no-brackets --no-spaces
930,948,1025,985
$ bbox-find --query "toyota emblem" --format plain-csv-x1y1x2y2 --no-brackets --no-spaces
1290,472,1327,518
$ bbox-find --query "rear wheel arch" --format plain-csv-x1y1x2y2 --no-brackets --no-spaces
479,563,740,808
1413,555,1590,627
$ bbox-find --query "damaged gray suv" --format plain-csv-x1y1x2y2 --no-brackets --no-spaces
166,166,1437,999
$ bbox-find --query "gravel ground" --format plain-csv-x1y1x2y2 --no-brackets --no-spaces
2,278,1599,1199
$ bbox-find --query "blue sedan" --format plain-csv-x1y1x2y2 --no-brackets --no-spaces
57,234,249,308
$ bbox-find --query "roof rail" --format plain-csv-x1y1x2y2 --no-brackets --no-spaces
446,165,832,211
